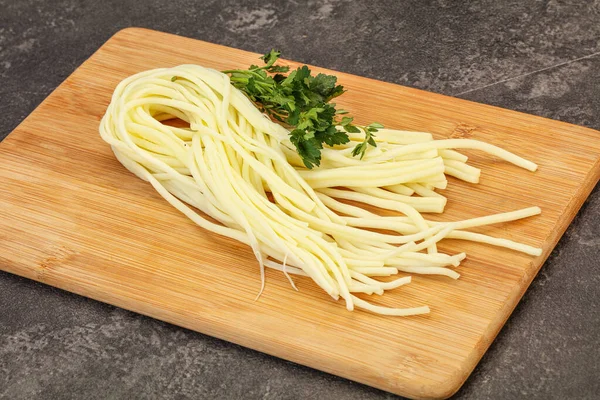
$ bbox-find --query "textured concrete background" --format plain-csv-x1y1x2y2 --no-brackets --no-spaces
1,0,599,399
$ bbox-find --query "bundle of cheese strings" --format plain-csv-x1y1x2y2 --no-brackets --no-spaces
100,65,541,316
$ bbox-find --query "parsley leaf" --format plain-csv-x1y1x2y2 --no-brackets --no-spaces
340,116,353,126
351,122,382,159
290,129,322,168
260,49,281,68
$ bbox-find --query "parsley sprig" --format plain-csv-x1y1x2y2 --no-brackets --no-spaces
222,50,381,168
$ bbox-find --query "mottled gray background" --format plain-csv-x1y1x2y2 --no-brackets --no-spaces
1,0,599,399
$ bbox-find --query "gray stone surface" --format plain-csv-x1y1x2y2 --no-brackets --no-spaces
1,0,599,398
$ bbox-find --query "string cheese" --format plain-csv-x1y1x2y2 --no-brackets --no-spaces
100,65,542,316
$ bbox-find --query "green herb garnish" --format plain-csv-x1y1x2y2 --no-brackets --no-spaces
222,50,381,168
352,122,383,159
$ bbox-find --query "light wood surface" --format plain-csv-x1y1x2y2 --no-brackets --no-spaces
1,28,599,399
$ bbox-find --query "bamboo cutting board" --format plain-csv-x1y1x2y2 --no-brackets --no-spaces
1,28,599,399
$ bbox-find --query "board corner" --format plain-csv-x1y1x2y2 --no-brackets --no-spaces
410,368,470,400
109,26,156,42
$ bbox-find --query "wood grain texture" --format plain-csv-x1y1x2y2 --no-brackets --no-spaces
1,28,599,399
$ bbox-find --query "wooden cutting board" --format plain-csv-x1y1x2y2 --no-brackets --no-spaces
1,28,599,399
